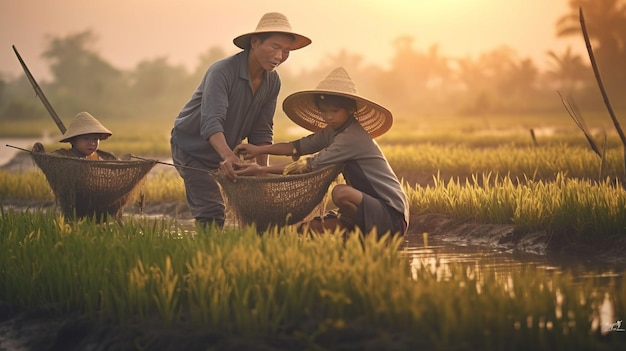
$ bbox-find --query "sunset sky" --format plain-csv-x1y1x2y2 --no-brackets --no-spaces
1,0,583,80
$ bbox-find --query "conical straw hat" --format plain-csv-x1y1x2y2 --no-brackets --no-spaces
59,112,112,142
282,67,393,138
233,12,311,50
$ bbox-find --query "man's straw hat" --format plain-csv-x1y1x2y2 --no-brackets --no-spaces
282,67,393,138
59,112,112,142
233,12,311,50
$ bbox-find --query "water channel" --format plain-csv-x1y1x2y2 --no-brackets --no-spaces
403,232,625,336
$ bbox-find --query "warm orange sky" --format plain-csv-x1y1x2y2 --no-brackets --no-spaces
1,0,583,80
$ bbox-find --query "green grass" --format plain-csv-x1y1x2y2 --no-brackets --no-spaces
2,112,626,349
0,210,624,349
0,169,54,200
407,172,626,239
3,135,626,241
386,143,625,184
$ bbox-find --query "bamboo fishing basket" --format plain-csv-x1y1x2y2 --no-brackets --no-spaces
31,152,156,223
215,164,343,231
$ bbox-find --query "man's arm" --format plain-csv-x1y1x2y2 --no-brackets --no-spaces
209,132,239,180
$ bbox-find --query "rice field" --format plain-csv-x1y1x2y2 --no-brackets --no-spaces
0,210,624,350
1,112,626,349
3,137,626,240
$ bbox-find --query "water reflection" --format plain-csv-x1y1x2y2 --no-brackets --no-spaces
404,233,556,279
403,232,623,279
403,232,624,336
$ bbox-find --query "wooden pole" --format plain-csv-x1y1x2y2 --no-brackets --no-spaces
579,7,626,178
12,45,66,134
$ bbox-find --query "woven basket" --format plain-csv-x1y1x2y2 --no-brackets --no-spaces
31,152,156,222
215,164,342,231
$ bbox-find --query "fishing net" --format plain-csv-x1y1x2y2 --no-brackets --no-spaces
215,164,343,231
31,152,156,222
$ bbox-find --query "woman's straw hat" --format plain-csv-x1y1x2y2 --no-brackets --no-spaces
282,67,393,138
233,12,311,50
59,112,112,142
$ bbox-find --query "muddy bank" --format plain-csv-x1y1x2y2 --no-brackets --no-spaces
410,212,626,267
410,212,546,254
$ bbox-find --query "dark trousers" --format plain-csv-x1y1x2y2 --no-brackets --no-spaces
171,142,225,228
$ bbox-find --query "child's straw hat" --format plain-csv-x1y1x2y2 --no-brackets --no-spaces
59,112,113,142
233,12,311,50
282,67,393,138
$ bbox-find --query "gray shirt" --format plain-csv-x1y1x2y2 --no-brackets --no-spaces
171,51,279,167
292,117,409,226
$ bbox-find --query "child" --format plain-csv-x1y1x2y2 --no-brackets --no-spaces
32,111,117,160
233,67,409,237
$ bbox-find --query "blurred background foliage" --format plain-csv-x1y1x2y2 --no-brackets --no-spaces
2,0,626,139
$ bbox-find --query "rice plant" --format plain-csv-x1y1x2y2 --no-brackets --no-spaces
0,210,623,350
407,172,626,240
4,140,626,242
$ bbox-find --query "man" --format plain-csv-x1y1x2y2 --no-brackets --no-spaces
170,12,311,228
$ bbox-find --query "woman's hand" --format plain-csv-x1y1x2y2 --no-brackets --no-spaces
234,143,262,161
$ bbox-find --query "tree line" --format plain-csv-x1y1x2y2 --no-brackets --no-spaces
1,0,625,124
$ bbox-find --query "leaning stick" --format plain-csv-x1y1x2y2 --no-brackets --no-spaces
5,144,32,153
5,146,215,175
12,45,66,134
130,155,214,174
579,7,626,173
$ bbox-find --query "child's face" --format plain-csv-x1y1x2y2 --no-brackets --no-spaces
318,100,353,130
71,134,102,156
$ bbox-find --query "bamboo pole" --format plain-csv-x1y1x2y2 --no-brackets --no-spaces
579,7,626,177
12,45,66,134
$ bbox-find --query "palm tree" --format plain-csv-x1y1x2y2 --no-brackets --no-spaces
453,56,487,91
545,46,590,92
556,0,626,90
387,36,452,92
500,58,540,97
557,0,626,47
460,46,518,95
